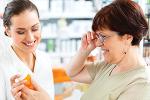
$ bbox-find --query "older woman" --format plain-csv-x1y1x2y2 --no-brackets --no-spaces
66,0,150,100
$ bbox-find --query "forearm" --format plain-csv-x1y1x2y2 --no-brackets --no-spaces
66,48,91,77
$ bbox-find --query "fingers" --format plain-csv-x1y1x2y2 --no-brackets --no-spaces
31,78,43,91
90,32,103,47
11,80,26,89
11,84,24,98
86,31,95,44
10,74,26,99
14,91,22,100
81,34,88,49
10,74,20,86
21,78,40,95
11,81,25,96
21,85,33,95
80,31,98,51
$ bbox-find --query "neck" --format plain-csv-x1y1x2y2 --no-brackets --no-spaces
113,46,146,74
11,45,35,71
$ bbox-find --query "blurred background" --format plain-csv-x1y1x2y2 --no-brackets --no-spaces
0,0,150,100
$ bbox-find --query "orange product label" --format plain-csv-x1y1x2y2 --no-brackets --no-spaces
23,74,34,90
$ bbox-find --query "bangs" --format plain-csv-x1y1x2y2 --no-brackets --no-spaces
92,5,113,32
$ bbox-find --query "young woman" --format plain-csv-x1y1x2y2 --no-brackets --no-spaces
66,0,150,100
0,0,54,100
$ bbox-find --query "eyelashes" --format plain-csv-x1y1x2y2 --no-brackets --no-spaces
16,28,39,35
16,31,25,35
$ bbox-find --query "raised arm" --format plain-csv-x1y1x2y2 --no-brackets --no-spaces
65,31,101,84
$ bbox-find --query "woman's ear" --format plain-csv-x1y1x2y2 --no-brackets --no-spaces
4,26,11,37
123,34,133,44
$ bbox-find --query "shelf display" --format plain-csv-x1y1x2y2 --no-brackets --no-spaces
37,0,149,66
37,0,95,66
0,0,149,100
144,0,150,65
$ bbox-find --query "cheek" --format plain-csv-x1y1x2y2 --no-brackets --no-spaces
12,35,23,44
35,32,41,41
110,43,124,58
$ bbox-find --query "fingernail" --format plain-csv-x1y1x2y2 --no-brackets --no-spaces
15,79,19,83
18,91,22,96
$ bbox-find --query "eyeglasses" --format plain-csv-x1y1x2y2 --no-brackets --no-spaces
95,33,112,43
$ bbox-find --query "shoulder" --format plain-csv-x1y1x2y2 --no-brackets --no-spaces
119,81,150,100
119,85,150,100
35,50,51,61
122,67,150,93
118,67,150,99
35,50,52,67
35,50,49,57
131,66,150,83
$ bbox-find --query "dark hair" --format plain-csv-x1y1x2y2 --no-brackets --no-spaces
3,0,39,36
92,0,148,45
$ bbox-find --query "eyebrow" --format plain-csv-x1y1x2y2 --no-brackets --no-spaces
98,32,110,36
16,23,39,30
16,28,25,30
96,32,104,35
32,23,39,28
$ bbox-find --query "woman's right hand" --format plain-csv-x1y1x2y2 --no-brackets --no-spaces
80,31,101,52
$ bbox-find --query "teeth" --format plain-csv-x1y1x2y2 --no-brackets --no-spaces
25,42,34,46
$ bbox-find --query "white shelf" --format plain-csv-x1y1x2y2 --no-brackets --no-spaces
41,34,58,39
40,11,95,20
48,52,75,58
41,35,82,40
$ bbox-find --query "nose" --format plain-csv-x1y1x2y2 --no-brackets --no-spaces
26,31,34,41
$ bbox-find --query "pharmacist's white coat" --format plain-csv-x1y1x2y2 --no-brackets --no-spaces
0,45,54,100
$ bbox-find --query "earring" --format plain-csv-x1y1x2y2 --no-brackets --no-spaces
123,51,127,54
122,45,127,55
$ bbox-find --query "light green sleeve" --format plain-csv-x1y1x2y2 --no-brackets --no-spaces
86,61,107,80
118,82,150,100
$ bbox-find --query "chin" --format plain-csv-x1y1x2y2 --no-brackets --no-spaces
104,58,110,63
23,48,36,53
104,57,114,64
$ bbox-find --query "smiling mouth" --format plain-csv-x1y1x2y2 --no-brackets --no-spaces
23,40,36,47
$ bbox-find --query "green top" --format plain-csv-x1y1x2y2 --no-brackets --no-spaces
81,61,150,100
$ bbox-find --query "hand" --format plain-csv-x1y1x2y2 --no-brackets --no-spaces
80,31,101,52
10,74,25,100
21,78,51,100
10,75,51,100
